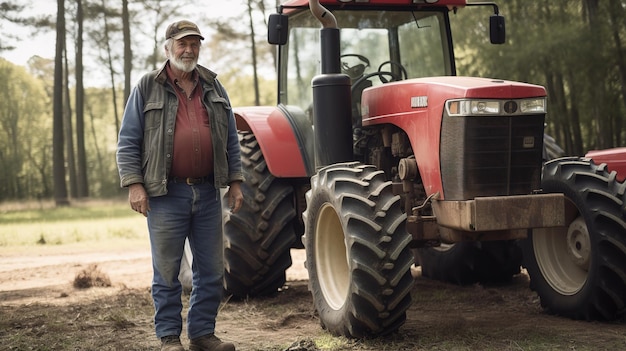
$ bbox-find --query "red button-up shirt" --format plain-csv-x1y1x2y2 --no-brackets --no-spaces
166,64,214,178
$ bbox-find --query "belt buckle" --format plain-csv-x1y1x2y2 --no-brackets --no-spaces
186,177,195,185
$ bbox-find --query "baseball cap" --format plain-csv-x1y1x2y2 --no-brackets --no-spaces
165,20,204,40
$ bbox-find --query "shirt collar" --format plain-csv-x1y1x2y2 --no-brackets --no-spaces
165,61,199,85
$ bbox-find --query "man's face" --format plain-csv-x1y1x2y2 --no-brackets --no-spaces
167,36,201,73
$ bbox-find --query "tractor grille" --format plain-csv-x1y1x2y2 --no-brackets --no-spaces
440,114,545,200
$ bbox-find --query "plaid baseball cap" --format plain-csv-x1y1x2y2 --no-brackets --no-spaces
165,20,204,40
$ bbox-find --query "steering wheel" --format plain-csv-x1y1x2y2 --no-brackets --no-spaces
341,54,370,80
377,60,408,83
351,60,408,89
351,72,397,94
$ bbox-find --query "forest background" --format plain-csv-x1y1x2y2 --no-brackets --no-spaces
0,0,624,204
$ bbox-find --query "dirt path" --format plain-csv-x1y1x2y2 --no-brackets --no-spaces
0,246,308,304
1,245,625,351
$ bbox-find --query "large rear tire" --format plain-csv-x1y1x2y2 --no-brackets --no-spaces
303,162,414,338
522,157,626,320
222,131,297,298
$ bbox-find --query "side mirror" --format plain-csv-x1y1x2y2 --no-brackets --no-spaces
268,13,288,45
489,14,506,44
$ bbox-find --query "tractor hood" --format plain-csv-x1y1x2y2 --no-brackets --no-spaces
361,76,546,120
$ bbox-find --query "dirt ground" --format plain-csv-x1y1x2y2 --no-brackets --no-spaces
1,245,625,351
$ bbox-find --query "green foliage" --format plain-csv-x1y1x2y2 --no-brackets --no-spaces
0,59,51,201
451,1,626,154
219,67,277,107
1,1,624,201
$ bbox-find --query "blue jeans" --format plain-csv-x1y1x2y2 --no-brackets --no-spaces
147,181,223,340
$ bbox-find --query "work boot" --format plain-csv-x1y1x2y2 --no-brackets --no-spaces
161,335,185,351
189,333,235,351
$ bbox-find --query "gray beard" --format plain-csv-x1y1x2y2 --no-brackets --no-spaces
170,56,197,73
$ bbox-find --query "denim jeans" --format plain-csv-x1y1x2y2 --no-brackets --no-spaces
147,180,223,340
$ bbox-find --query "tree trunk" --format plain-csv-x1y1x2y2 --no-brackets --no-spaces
87,103,105,186
583,0,610,149
564,70,584,155
75,0,89,198
101,0,121,135
247,0,260,106
53,0,69,206
608,0,625,146
123,0,132,106
63,43,77,198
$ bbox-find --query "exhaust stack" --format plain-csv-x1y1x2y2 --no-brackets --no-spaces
310,0,353,168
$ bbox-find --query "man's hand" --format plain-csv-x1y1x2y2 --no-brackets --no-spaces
128,183,150,217
227,181,244,213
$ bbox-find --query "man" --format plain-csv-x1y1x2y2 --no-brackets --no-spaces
116,20,243,351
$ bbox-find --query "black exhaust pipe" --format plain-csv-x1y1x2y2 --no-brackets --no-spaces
310,0,353,169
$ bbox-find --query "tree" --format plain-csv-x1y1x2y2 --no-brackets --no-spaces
139,0,192,71
607,0,625,146
63,16,77,199
452,1,624,154
0,1,25,52
99,0,121,134
247,0,261,106
122,0,131,105
53,0,69,206
75,0,89,197
0,60,50,200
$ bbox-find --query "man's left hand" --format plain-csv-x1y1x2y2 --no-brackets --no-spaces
227,181,244,213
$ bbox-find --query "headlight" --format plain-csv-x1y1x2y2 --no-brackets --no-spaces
446,97,546,116
447,100,500,116
520,98,546,113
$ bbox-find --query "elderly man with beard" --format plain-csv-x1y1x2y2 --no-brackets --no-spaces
116,20,243,351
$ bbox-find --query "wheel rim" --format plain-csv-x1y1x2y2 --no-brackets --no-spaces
315,203,349,310
532,202,590,295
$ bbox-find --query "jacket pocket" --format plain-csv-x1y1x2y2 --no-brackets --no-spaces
144,101,165,131
211,96,232,111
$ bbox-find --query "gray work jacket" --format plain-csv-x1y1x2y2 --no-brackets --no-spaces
116,61,244,196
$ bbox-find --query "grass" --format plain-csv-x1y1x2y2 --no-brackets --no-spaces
0,200,147,249
0,199,134,224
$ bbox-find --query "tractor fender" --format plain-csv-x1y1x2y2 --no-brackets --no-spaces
585,147,626,182
233,105,314,178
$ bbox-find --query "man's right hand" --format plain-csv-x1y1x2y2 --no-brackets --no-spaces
128,183,149,217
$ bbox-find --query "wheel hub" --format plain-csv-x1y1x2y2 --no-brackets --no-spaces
566,217,591,270
532,213,589,296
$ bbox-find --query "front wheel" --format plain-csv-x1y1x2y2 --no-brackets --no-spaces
303,162,414,338
521,157,626,320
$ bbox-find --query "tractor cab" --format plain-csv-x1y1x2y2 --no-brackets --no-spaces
271,7,454,124
268,1,504,129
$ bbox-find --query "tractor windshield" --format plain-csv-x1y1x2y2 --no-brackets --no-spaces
279,9,453,115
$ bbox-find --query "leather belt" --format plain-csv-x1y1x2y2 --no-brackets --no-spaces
169,175,213,185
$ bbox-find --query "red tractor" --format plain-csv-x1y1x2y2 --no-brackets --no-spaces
210,0,626,338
